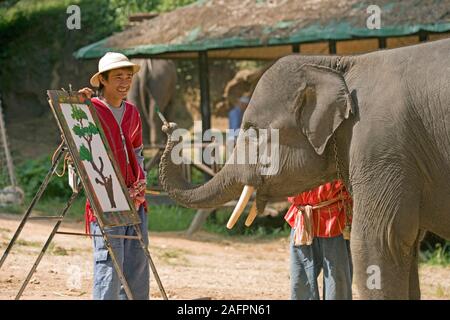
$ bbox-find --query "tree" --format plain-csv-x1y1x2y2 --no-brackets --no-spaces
71,104,116,208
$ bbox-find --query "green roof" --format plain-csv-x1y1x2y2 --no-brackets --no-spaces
74,0,450,59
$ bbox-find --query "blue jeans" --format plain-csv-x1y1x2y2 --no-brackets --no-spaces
290,229,353,300
91,206,149,300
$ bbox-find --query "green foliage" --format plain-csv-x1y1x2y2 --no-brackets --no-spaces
33,196,87,220
0,1,21,11
145,164,207,187
72,125,85,137
71,105,88,122
156,0,198,12
0,169,11,189
107,0,198,17
79,144,92,162
0,203,23,214
16,155,75,200
420,242,450,266
191,166,207,184
0,1,83,64
0,0,196,94
73,123,99,138
146,167,159,186
203,209,290,239
147,205,197,231
145,205,289,238
86,122,99,135
0,0,199,46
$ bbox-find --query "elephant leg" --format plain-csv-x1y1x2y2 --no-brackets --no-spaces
350,180,421,299
408,231,425,300
149,99,157,146
351,234,422,299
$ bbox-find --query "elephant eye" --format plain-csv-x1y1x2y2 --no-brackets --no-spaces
242,121,258,131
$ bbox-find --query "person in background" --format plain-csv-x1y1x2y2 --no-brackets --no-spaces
228,95,250,143
285,180,353,300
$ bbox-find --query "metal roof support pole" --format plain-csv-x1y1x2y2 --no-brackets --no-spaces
378,37,387,49
419,31,429,42
198,51,211,135
198,51,212,182
0,95,16,187
292,43,300,53
328,40,337,54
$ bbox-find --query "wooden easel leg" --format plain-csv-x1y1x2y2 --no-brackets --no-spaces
133,225,168,300
0,145,66,270
15,191,79,299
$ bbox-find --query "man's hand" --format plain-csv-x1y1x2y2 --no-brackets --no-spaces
129,179,146,210
78,87,95,99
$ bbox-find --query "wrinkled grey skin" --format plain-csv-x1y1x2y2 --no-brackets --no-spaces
127,59,177,145
159,39,450,299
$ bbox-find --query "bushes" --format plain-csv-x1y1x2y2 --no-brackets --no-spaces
0,0,198,101
147,205,197,231
203,209,290,238
16,154,74,200
420,242,450,266
146,165,211,187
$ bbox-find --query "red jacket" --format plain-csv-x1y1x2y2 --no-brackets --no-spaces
84,98,147,232
284,180,352,238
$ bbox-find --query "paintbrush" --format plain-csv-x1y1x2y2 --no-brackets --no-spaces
155,106,168,125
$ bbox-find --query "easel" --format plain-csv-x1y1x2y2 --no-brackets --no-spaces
0,91,168,300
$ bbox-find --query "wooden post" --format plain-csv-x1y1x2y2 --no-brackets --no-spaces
198,51,211,182
0,96,16,187
328,40,337,54
419,31,429,42
186,208,215,237
198,51,211,135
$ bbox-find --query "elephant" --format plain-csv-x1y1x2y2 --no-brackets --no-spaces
127,59,177,146
159,38,450,299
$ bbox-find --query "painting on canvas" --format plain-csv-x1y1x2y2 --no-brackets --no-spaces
47,90,140,227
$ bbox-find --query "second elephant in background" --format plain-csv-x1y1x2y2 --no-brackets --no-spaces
128,59,177,146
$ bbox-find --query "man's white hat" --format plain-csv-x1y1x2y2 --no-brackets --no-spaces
239,96,251,104
90,52,140,87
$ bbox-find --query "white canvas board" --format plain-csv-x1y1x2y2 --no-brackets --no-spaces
60,103,130,212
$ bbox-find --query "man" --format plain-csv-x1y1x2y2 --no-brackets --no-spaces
78,52,149,300
228,95,250,143
285,180,353,300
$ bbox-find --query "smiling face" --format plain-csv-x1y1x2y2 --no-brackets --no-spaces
99,67,134,102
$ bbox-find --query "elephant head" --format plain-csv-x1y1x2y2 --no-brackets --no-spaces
159,55,355,227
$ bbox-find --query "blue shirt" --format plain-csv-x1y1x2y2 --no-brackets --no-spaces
228,106,243,131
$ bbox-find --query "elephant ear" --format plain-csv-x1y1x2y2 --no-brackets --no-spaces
295,64,355,155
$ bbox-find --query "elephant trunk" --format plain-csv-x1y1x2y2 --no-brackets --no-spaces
159,129,251,209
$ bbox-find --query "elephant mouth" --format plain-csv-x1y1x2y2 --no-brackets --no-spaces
227,178,311,229
226,184,270,229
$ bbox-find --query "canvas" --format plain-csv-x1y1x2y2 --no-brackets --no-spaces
47,90,140,227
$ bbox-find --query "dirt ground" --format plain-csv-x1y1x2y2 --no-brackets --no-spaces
0,212,449,300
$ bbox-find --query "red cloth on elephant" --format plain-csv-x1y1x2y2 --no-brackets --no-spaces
84,97,147,233
284,180,352,238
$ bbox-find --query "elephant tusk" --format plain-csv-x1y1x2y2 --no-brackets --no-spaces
244,201,257,227
227,185,254,229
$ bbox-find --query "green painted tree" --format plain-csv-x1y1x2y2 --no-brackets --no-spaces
71,105,116,208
